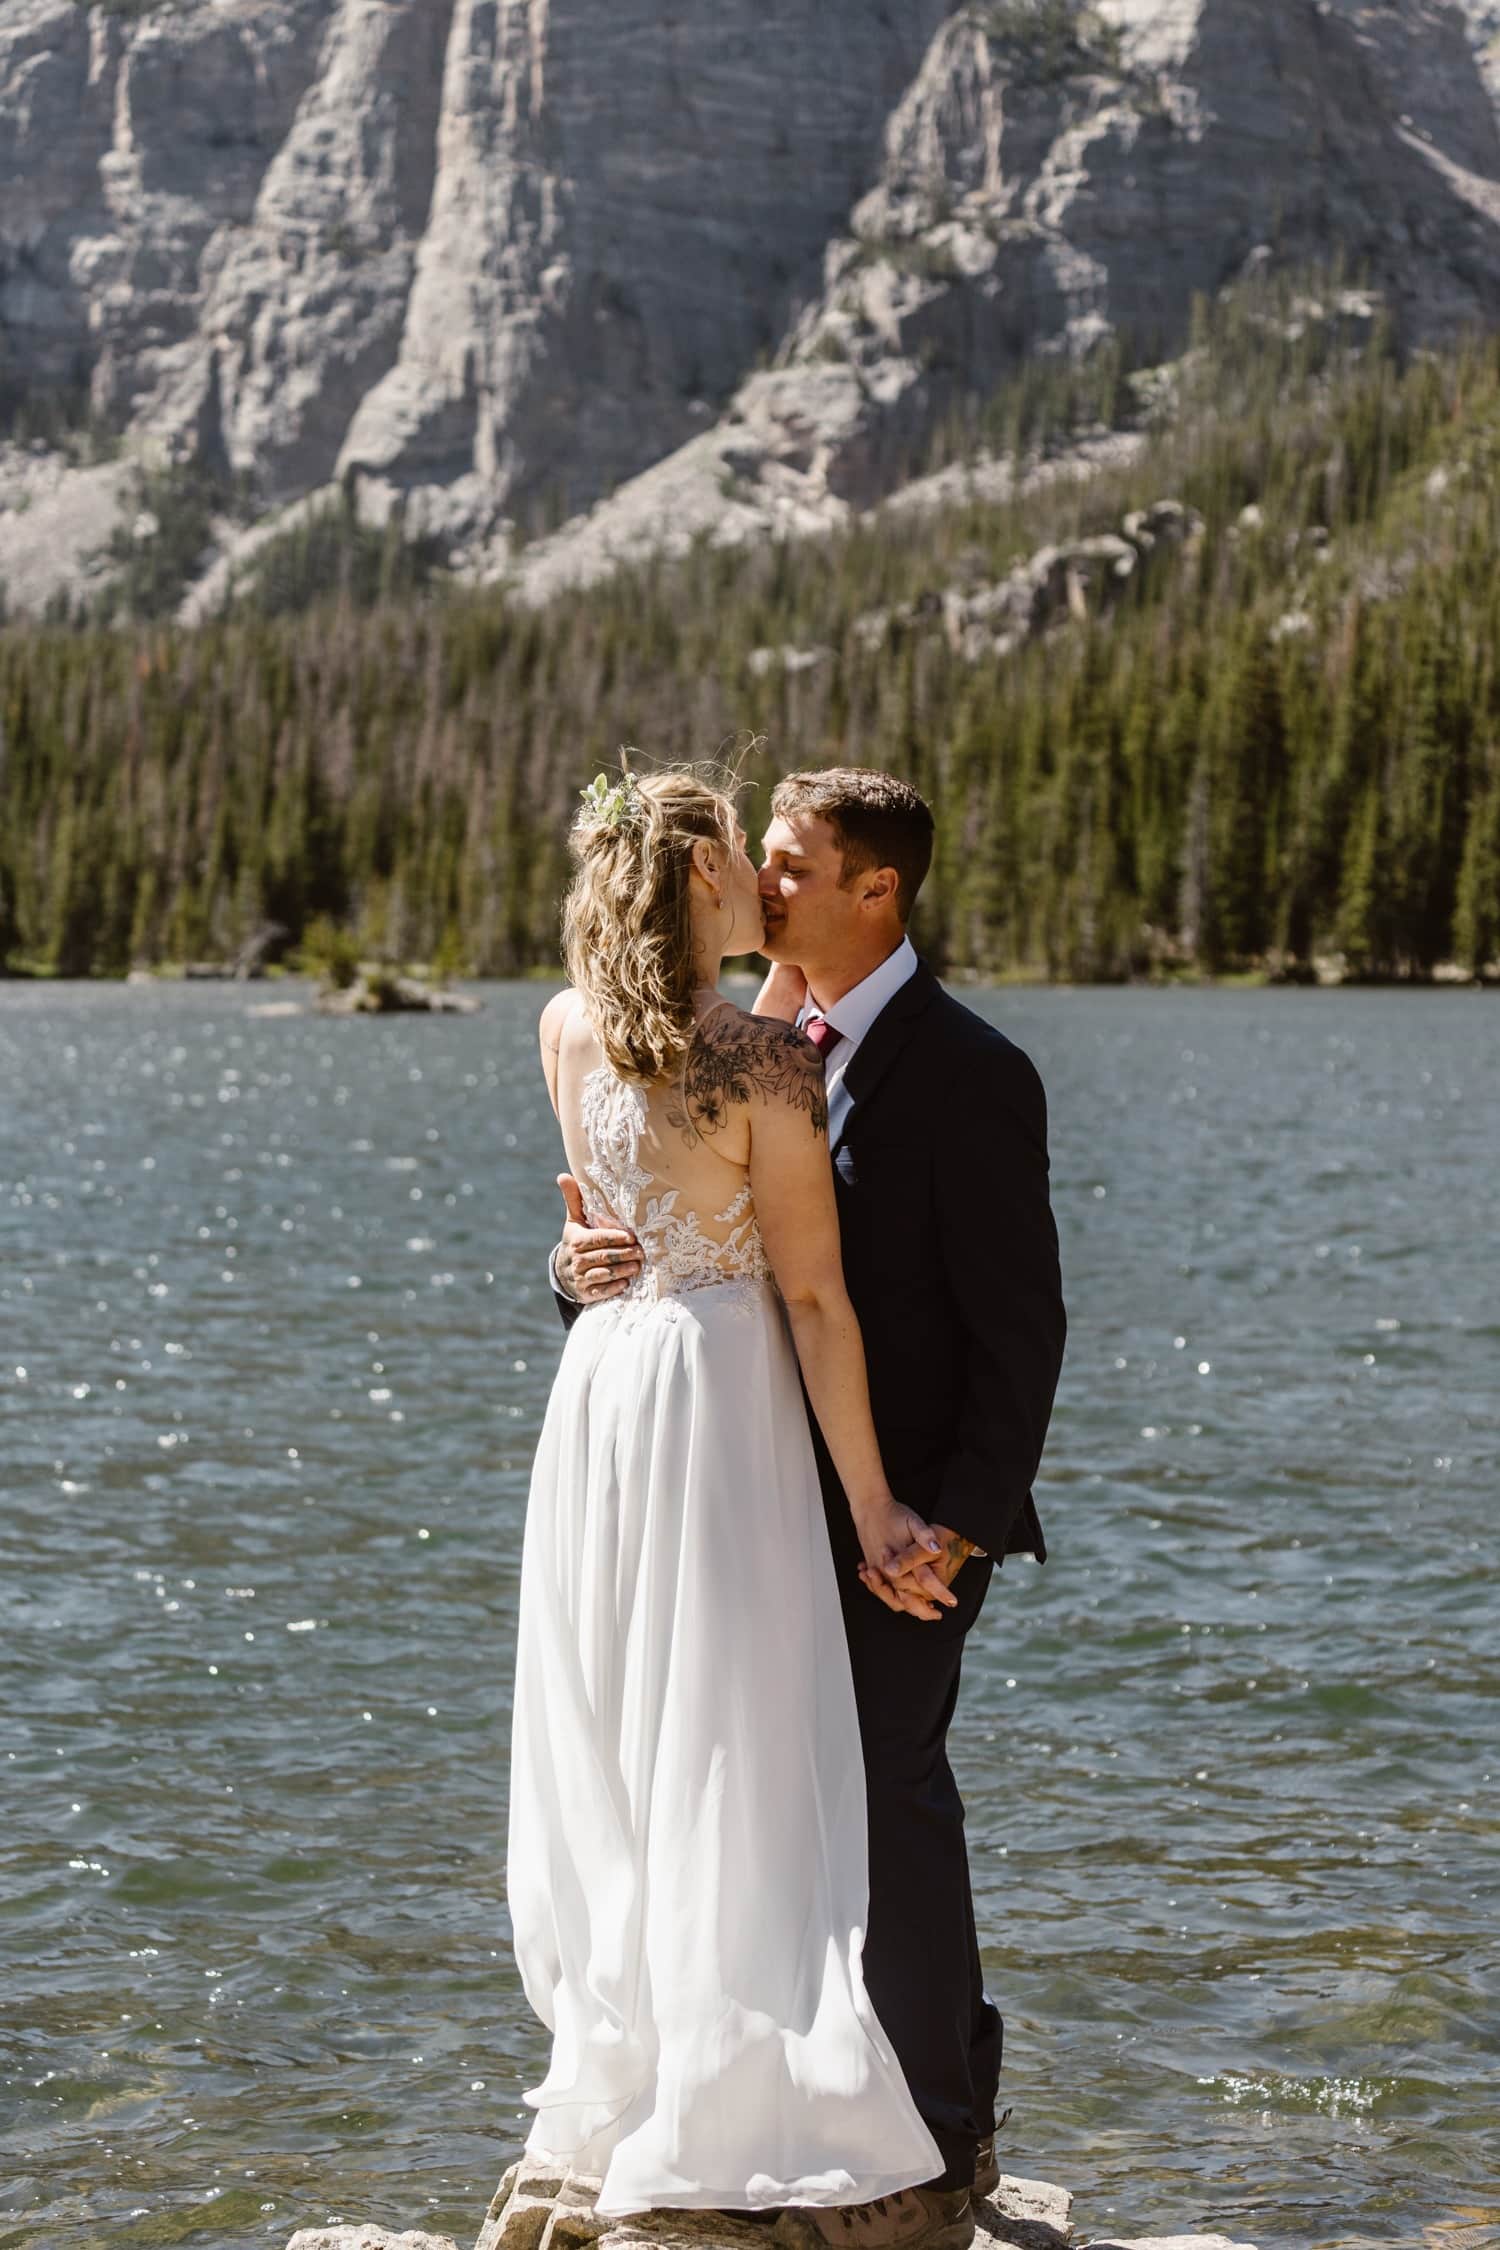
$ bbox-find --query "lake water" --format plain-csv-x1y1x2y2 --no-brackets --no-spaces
1,981,1495,2250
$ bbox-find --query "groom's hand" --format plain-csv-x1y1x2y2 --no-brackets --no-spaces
883,1520,978,1591
555,1173,643,1303
921,1525,985,1587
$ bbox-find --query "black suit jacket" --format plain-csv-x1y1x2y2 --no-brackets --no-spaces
551,962,1066,1570
814,960,1065,1571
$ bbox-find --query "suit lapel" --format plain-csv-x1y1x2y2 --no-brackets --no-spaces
832,959,940,1157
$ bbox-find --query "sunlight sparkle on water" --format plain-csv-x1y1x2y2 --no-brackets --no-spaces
2,981,1493,2250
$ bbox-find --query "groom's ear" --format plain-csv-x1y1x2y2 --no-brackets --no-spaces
858,864,901,913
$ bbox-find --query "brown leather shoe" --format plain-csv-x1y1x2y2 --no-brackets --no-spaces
972,2106,1013,2200
775,2185,974,2250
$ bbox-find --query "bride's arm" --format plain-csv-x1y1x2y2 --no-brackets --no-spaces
736,1018,953,1619
538,988,573,1116
750,961,807,1022
539,989,643,1314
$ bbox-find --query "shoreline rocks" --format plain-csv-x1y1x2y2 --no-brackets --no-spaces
284,2156,1258,2250
313,971,480,1014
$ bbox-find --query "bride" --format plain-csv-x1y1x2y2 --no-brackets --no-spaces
507,765,956,2228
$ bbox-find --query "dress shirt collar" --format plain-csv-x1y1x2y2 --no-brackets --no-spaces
803,935,919,1049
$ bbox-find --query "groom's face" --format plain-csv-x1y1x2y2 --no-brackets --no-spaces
758,812,861,969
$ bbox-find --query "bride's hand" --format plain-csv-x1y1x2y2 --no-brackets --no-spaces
753,961,809,1023
853,1498,957,1622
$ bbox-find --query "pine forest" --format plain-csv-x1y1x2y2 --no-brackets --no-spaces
3,269,1500,985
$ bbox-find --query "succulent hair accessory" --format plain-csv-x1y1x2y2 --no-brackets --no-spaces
579,770,643,832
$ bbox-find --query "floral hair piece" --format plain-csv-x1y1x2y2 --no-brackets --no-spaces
579,770,643,832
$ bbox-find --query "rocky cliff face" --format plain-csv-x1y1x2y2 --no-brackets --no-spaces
4,0,1500,612
1,0,947,515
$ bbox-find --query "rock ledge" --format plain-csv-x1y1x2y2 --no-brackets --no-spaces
285,2157,1257,2250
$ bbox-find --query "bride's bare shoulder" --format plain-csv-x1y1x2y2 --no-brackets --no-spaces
539,987,580,1057
683,1004,826,1138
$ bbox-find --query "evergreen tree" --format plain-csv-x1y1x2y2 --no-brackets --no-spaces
1454,751,1500,974
0,265,1496,984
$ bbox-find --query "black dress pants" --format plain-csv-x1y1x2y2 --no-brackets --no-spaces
835,1543,1003,2192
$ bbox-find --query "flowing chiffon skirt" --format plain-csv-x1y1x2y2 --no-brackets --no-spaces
507,1277,941,2215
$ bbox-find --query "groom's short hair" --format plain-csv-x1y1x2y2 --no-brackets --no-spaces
771,768,934,923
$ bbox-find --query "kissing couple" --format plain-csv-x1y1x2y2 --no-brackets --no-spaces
507,763,1067,2250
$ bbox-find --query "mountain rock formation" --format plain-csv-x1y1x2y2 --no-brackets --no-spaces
4,0,1500,613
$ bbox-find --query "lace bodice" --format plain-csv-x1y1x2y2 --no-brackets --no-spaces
579,1062,772,1314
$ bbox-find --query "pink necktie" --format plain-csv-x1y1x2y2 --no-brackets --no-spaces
804,1013,845,1064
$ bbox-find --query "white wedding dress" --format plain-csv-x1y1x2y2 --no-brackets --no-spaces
507,1054,941,2216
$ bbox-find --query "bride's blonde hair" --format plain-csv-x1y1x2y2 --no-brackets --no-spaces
562,759,741,1083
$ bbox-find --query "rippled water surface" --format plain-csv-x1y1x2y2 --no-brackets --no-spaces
1,981,1496,2250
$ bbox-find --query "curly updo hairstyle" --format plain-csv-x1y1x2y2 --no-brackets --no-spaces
562,760,742,1083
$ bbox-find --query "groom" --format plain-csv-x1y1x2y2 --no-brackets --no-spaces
552,768,1066,2250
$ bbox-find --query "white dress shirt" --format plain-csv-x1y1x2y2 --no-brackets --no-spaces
798,935,919,1146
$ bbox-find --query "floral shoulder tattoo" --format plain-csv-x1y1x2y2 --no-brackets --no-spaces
669,1014,828,1146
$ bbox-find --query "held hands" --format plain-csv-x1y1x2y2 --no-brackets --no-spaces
853,1498,961,1624
857,1518,982,1622
556,1174,643,1303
